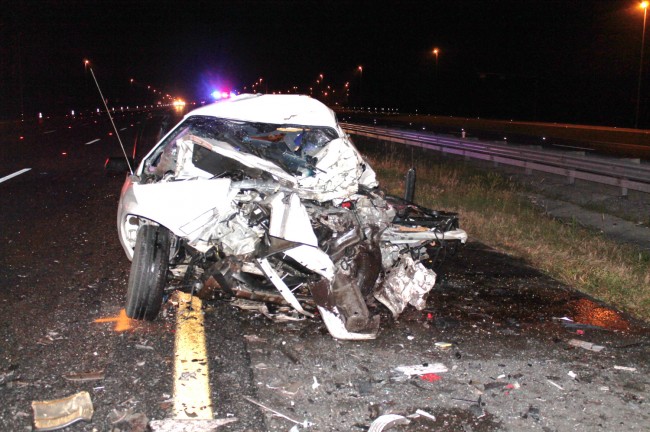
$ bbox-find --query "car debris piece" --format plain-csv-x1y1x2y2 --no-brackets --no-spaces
547,379,564,390
613,365,637,372
395,363,448,376
62,369,105,382
368,414,411,431
413,409,436,421
243,396,313,428
420,373,442,382
149,418,238,431
32,391,93,431
114,94,467,340
568,338,605,352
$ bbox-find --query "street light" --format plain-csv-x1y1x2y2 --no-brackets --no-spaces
357,66,363,105
636,1,649,128
432,48,439,67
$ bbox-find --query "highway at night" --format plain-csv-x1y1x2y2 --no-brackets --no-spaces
1,108,648,431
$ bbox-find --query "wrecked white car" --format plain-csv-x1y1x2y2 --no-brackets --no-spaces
116,94,467,339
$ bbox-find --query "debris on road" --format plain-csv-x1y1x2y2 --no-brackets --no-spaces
413,409,436,422
434,341,452,349
368,413,411,431
135,343,155,351
395,363,448,376
568,338,605,352
107,409,149,432
420,373,442,382
613,365,637,372
62,369,105,382
31,391,93,431
149,418,238,431
243,334,267,343
244,396,313,428
547,379,564,390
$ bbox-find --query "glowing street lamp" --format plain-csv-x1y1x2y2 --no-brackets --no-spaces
432,48,439,67
636,2,649,127
356,66,364,104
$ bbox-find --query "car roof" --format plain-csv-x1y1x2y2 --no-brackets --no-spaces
185,94,340,130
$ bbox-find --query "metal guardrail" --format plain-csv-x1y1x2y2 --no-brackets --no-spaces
342,123,650,196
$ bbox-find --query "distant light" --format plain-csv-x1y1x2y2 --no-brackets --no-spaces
38,112,43,119
96,108,100,113
642,1,649,10
211,90,221,100
62,152,67,156
221,91,229,99
71,110,75,116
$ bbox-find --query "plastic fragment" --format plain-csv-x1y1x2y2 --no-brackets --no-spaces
434,341,452,349
568,371,577,379
395,363,448,376
368,414,411,431
613,365,637,372
420,373,442,382
568,339,605,352
32,391,93,431
547,380,564,390
414,409,436,421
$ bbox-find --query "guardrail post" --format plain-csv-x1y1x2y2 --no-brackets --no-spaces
566,169,575,185
618,178,629,197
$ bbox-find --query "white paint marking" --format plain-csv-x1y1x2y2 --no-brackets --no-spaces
44,130,56,134
0,168,32,184
85,138,101,145
173,292,213,419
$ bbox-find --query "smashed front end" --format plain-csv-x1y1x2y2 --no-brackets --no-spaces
118,95,467,340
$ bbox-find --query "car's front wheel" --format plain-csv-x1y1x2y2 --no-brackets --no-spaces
125,224,171,320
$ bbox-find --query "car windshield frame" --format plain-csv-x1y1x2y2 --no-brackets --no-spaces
142,115,341,180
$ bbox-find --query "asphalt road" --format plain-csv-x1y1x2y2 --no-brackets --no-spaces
0,110,648,431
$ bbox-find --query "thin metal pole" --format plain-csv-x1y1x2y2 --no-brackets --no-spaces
635,7,647,129
89,67,134,174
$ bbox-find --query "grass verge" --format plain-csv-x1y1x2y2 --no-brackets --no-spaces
359,139,650,321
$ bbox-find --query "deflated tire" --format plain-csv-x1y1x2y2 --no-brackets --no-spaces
125,224,171,320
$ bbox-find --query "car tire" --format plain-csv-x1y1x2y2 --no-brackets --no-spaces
125,224,171,320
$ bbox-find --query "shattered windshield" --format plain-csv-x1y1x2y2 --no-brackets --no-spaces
143,115,339,180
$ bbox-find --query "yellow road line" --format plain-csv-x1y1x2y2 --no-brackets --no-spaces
173,292,213,419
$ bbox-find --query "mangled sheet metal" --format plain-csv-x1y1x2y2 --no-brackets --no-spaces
116,94,467,339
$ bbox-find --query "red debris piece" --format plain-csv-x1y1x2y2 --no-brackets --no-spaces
427,313,434,320
576,329,585,335
420,373,442,382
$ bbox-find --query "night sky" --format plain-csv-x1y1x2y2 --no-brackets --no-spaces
2,0,650,127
